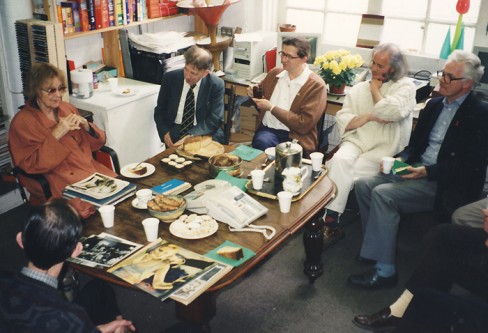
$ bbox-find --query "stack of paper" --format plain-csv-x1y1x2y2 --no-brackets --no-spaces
63,173,136,207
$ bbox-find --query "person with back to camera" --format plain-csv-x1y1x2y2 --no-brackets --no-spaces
347,50,488,290
8,62,117,217
0,198,136,333
248,36,327,158
322,43,416,249
352,209,488,333
154,45,225,147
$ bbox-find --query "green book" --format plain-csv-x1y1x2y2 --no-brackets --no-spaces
392,160,412,175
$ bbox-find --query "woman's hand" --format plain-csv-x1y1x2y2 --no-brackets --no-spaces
51,114,88,140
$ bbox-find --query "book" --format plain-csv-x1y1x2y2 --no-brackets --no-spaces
62,172,136,207
392,160,412,175
63,183,136,207
107,0,115,26
77,0,90,31
67,232,143,268
108,239,230,304
114,0,123,25
86,0,96,30
151,179,192,196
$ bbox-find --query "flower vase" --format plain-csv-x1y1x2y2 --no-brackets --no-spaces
329,83,346,95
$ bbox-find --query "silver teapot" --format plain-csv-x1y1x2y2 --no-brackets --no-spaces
275,140,303,179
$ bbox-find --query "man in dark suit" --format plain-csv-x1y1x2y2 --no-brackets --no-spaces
154,45,225,148
352,213,488,332
347,50,488,290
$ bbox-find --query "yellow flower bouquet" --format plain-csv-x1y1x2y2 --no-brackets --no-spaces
314,49,364,90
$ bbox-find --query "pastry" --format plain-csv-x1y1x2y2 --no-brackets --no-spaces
129,164,147,175
217,246,244,260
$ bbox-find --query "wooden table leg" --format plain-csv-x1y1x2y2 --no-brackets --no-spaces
303,207,325,284
175,291,217,333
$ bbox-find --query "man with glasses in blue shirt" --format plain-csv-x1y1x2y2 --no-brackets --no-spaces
347,50,488,290
248,37,327,157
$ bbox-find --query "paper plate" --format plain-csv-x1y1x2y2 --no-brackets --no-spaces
169,215,219,239
113,88,137,96
121,163,155,178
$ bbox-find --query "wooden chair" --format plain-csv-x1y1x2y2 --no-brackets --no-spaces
223,85,237,144
11,146,120,203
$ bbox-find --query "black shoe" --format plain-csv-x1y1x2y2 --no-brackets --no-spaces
347,268,398,290
353,307,401,331
323,225,345,250
355,254,376,265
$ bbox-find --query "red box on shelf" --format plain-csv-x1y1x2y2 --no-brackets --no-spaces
160,3,178,17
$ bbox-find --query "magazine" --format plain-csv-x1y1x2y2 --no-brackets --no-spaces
66,173,129,200
170,262,232,305
68,233,143,269
108,239,230,304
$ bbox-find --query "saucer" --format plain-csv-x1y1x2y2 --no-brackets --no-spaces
132,198,148,209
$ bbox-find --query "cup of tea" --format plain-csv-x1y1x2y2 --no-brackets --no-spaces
253,84,263,99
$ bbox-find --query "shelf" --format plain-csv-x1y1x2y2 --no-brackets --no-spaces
63,13,187,40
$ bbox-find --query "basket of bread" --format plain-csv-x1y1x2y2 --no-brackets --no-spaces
177,135,224,159
147,194,187,222
208,153,242,178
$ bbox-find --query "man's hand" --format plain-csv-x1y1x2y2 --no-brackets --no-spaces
482,208,488,247
252,98,273,112
97,315,136,333
164,132,176,148
370,79,385,104
401,166,427,179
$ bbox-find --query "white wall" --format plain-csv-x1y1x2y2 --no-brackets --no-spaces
0,0,32,121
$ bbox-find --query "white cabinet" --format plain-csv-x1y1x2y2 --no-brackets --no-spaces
70,78,164,167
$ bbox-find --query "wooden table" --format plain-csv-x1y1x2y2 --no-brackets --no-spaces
71,147,336,331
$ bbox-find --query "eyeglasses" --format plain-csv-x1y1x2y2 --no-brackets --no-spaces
437,70,467,84
278,51,300,60
41,86,67,95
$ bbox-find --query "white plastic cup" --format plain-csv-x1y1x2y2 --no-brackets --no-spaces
382,156,395,174
142,217,160,242
277,191,293,213
309,152,324,171
99,205,115,228
250,169,265,190
136,189,152,207
107,77,118,92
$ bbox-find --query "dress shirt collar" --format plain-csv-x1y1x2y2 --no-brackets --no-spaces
21,266,58,289
276,65,312,85
442,92,469,108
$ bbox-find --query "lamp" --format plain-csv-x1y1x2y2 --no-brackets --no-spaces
178,0,240,73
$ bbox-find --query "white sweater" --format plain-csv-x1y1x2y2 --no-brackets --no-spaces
335,77,416,162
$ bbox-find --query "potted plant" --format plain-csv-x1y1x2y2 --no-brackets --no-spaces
314,49,364,94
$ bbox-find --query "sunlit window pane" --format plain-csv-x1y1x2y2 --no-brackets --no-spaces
382,19,423,54
327,0,368,13
381,0,427,19
324,13,361,46
425,24,475,57
286,0,325,10
430,0,480,24
286,9,324,34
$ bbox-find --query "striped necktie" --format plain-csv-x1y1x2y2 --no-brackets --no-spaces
180,84,196,136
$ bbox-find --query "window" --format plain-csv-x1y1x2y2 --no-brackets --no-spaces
282,0,481,57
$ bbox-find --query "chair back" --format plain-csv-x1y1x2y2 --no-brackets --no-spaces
93,146,120,174
223,85,237,144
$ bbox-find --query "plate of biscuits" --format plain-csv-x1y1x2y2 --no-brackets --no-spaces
120,162,155,178
176,135,224,160
169,214,219,239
